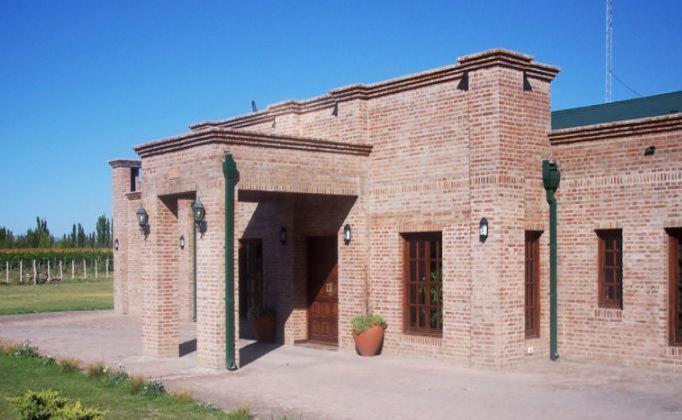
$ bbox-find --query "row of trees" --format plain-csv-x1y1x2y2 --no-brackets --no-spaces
0,215,112,249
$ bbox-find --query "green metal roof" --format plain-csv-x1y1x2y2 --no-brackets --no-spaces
551,91,682,130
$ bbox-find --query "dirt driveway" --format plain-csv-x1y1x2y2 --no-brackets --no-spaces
1,311,681,419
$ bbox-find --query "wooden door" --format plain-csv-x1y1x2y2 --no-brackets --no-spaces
307,236,338,344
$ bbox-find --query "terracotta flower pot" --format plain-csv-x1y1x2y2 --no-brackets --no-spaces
251,314,276,342
353,324,385,356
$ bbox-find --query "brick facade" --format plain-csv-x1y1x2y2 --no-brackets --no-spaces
109,49,682,370
551,114,682,368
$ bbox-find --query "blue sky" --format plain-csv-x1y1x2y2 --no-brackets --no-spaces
1,0,680,236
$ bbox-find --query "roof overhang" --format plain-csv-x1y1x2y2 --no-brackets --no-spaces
549,113,682,145
134,128,373,159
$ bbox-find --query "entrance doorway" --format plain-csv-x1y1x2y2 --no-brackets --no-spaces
307,236,338,345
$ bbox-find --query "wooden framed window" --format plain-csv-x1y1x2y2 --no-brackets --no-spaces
668,228,682,346
238,239,263,317
597,229,623,309
402,232,442,336
525,231,542,338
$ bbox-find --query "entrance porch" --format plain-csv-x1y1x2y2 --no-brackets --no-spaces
236,191,357,347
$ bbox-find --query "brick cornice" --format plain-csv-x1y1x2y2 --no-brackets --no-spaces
190,49,559,130
456,49,560,82
133,128,373,158
109,159,141,168
190,66,462,130
549,113,682,145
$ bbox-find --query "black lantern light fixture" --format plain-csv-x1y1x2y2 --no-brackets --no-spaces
179,235,185,249
343,224,352,245
479,217,488,243
280,227,287,245
136,206,149,237
192,200,206,234
114,238,119,251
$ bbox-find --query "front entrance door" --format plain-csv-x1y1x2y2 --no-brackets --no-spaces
307,236,338,345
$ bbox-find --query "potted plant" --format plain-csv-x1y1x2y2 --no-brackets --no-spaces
351,314,387,356
247,305,276,342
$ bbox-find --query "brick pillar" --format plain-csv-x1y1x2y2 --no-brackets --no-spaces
461,50,557,367
271,199,296,345
338,195,368,350
109,160,140,315
196,185,231,368
142,194,179,357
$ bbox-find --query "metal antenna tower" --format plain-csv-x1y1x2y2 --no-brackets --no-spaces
605,0,613,102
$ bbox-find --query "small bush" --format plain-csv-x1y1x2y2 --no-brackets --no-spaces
171,390,192,402
41,355,56,367
56,400,104,420
85,362,108,379
199,401,216,411
57,358,80,373
142,380,166,397
104,370,128,387
0,341,13,355
7,389,104,420
233,405,251,418
129,376,145,394
8,389,68,419
351,314,387,334
12,341,40,359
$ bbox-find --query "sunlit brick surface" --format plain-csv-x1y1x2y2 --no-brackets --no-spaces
110,49,682,369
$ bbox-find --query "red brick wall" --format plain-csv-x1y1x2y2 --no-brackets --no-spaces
112,49,575,369
551,116,682,368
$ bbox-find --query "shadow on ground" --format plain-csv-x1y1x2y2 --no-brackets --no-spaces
239,341,282,367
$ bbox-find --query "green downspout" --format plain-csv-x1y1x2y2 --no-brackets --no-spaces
542,160,561,361
192,222,197,322
223,153,238,371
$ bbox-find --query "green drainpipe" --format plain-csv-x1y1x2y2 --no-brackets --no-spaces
192,222,197,322
542,160,561,361
223,153,238,371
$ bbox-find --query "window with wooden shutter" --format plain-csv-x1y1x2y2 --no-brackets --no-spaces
668,228,682,346
597,230,623,309
402,232,443,336
525,231,542,338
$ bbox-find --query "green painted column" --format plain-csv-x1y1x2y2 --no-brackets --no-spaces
192,222,197,322
542,160,561,361
223,153,238,371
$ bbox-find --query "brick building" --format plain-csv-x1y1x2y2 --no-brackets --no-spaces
109,49,682,370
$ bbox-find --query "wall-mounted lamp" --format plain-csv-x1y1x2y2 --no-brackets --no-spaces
192,200,206,235
136,207,149,237
343,224,352,245
280,227,287,245
644,145,656,156
179,235,185,250
114,238,119,251
479,217,488,243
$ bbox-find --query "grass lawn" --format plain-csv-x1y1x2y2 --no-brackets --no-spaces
0,280,113,315
0,351,246,419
